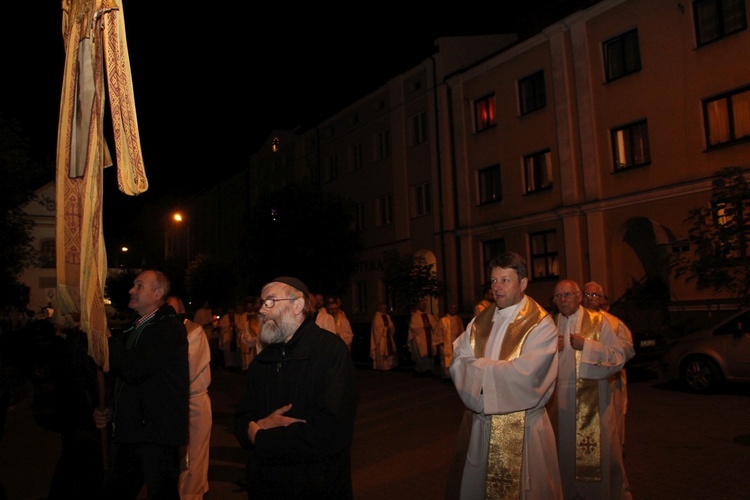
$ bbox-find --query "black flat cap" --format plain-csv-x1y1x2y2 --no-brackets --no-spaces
270,276,310,297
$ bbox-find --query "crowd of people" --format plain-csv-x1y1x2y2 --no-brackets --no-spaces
0,253,637,499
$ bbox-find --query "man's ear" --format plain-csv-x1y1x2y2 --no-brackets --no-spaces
294,297,306,314
519,277,529,294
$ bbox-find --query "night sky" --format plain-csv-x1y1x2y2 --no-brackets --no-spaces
1,1,581,246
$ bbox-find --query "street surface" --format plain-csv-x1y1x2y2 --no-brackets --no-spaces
1,364,749,499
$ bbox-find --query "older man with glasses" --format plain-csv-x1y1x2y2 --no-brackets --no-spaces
233,277,359,499
581,281,635,456
551,279,632,499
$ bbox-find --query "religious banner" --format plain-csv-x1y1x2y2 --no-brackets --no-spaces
54,0,148,372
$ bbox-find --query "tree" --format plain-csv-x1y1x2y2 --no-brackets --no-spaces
381,251,446,314
239,182,362,297
0,111,50,313
670,166,750,306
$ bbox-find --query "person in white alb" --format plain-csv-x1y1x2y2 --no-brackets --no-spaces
448,252,562,499
167,296,212,500
551,279,631,499
408,299,439,376
581,281,635,455
325,296,354,351
435,303,463,380
370,302,398,370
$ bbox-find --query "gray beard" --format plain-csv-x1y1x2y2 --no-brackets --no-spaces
259,315,296,344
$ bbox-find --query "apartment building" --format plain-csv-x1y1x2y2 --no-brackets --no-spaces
186,0,750,332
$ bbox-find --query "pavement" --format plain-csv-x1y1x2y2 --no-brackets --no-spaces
2,362,749,499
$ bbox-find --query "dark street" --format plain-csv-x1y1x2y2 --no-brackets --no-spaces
1,362,749,499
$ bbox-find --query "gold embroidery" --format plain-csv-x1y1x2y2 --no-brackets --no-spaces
574,309,603,482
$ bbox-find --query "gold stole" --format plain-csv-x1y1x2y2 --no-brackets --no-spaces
470,298,547,499
575,309,603,482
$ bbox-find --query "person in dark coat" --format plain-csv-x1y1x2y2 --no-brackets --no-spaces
233,277,359,499
43,325,104,499
94,270,189,499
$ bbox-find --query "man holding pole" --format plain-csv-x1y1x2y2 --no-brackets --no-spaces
94,270,189,498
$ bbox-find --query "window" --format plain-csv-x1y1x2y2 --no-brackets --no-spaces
308,158,320,184
350,143,363,171
604,29,641,81
474,94,496,132
524,149,553,193
354,202,364,232
412,182,431,217
374,130,391,161
410,111,428,145
529,230,559,279
703,86,750,147
611,120,650,171
694,0,747,46
376,194,393,226
325,155,339,181
482,238,506,281
39,238,55,268
518,71,546,115
478,165,502,204
351,281,367,315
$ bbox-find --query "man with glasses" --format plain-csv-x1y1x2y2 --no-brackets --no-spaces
582,281,635,456
551,279,631,499
233,277,358,499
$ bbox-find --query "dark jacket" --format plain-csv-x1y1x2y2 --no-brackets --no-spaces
108,304,189,447
233,317,359,499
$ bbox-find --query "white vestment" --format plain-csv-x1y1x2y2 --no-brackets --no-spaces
179,319,212,499
450,296,562,499
555,307,632,499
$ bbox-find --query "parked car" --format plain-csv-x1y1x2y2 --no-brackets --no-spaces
660,308,750,393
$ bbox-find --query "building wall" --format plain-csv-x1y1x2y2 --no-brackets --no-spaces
184,0,750,327
19,182,57,318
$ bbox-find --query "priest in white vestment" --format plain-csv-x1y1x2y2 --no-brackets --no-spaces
449,252,562,499
551,279,632,499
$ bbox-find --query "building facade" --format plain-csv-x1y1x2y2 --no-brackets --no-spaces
185,0,750,333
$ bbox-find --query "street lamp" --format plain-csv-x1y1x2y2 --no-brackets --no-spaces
171,212,190,263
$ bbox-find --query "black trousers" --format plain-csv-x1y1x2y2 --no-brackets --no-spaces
101,442,180,499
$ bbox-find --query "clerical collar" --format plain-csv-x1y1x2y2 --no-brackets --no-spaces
495,296,525,320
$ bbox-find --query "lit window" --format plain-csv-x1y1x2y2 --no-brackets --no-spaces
703,86,750,147
611,120,651,171
475,94,496,132
529,230,559,279
524,149,553,193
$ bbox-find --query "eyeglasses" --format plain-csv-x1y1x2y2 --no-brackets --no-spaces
582,292,605,299
261,297,299,308
552,291,580,300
